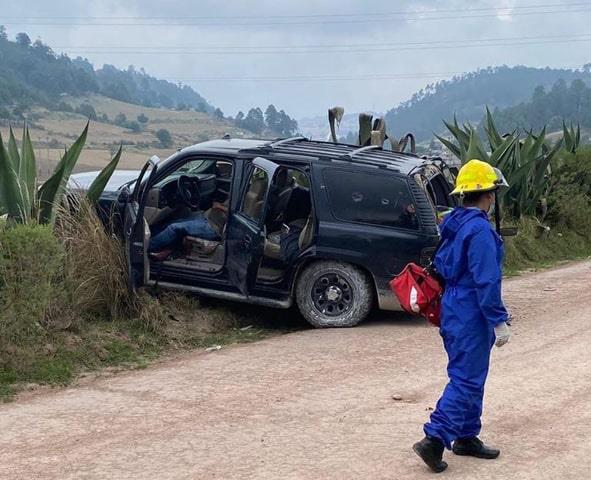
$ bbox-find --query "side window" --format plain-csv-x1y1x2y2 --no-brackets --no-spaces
324,169,418,230
239,167,269,222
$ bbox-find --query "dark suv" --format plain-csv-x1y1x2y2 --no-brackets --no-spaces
70,137,456,328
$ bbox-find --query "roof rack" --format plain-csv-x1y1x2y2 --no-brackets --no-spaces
342,144,382,159
269,136,308,148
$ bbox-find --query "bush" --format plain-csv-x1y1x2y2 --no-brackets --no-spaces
137,113,149,124
155,128,173,148
76,103,97,120
126,120,141,133
0,224,63,345
114,113,127,126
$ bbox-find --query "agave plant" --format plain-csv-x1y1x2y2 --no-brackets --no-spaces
436,108,580,218
0,123,122,225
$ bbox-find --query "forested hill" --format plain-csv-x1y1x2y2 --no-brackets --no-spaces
0,28,213,112
385,65,591,141
490,79,591,133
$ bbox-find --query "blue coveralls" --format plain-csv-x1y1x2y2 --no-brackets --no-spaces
424,207,508,449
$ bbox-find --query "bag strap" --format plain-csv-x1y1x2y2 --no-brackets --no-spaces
430,236,445,263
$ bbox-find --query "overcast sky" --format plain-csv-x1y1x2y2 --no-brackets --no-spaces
2,1,591,119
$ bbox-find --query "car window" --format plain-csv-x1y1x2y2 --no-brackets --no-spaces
324,169,418,230
178,159,209,173
239,166,269,222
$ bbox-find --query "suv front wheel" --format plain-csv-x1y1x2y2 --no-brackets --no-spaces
295,261,374,328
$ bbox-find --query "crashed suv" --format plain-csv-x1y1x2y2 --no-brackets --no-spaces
69,137,456,328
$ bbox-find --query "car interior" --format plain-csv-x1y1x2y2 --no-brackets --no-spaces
145,159,314,280
258,167,315,282
415,165,457,222
145,158,233,273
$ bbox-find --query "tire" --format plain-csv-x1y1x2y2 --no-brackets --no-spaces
295,260,374,328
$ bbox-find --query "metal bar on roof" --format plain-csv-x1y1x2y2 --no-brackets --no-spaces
269,136,308,148
342,145,382,159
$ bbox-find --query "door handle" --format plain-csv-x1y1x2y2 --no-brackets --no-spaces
243,235,252,249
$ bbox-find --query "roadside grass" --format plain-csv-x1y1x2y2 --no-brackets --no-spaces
0,293,304,403
504,217,591,276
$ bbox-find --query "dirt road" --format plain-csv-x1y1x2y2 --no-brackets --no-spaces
1,262,590,479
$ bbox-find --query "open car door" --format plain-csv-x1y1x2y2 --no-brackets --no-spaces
123,156,159,291
226,157,279,296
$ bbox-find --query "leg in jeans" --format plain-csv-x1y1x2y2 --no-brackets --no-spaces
149,214,219,252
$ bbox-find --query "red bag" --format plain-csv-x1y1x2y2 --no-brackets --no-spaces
389,263,443,326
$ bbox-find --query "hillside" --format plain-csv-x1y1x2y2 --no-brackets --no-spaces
0,94,245,180
489,78,591,134
0,29,213,112
385,65,591,141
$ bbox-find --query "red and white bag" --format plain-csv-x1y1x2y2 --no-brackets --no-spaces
389,259,444,327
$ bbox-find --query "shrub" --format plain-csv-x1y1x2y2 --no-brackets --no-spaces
76,103,97,120
114,113,127,126
155,128,172,148
126,120,141,133
137,113,149,124
0,224,63,345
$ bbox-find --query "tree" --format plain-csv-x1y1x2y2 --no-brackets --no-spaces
16,32,31,47
213,108,224,120
76,103,97,120
196,101,208,113
127,121,141,133
277,110,298,136
235,111,245,128
265,104,280,132
137,113,149,123
156,129,173,148
0,25,7,41
242,107,265,133
114,113,127,126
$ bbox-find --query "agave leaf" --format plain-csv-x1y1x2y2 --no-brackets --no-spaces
443,117,470,147
87,146,123,203
435,134,461,159
526,127,546,159
328,106,344,143
358,113,373,146
484,106,503,150
466,129,488,163
21,125,37,210
38,123,89,224
7,127,20,172
489,136,516,169
0,133,27,222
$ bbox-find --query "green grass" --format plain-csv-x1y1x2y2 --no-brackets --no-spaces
503,217,591,276
0,301,300,402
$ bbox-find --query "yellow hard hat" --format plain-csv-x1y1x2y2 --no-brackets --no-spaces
451,159,508,196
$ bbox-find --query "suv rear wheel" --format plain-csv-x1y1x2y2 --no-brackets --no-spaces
295,261,373,328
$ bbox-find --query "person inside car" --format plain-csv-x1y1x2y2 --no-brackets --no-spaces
149,198,229,258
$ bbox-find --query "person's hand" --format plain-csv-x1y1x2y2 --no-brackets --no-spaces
494,322,511,347
212,202,227,213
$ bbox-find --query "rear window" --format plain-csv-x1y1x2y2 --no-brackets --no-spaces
324,169,418,230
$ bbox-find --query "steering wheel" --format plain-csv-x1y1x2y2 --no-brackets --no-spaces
177,175,201,209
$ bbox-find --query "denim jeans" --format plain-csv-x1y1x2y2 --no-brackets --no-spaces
149,213,219,252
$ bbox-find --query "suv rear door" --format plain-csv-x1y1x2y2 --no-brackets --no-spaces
226,157,279,295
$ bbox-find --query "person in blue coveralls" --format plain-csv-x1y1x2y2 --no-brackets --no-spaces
413,159,512,473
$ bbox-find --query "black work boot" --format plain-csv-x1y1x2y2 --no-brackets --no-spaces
452,437,500,459
413,436,448,473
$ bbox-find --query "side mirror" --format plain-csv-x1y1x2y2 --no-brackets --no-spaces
500,227,518,237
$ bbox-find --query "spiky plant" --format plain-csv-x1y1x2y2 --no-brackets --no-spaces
0,124,122,225
436,108,580,218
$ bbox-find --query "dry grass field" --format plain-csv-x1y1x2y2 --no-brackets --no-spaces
1,94,248,180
